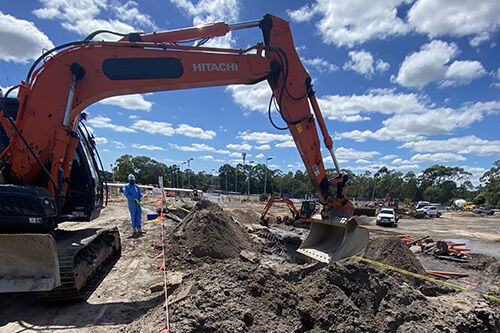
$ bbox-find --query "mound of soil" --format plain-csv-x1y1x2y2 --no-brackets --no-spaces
137,259,499,333
165,200,254,262
364,236,426,275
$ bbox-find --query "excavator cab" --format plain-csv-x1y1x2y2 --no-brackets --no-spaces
299,200,317,221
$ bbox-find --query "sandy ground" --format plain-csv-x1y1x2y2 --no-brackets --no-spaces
365,212,500,258
0,200,499,332
0,202,166,332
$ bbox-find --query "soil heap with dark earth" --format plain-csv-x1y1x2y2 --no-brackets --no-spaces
164,200,254,266
143,202,500,333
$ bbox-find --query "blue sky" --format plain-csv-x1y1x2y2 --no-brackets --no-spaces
1,0,499,184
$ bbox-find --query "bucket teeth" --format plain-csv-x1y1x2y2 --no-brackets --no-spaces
297,215,369,263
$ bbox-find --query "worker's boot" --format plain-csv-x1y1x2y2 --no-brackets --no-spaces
138,227,145,234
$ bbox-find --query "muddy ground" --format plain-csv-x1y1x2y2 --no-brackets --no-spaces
0,200,499,332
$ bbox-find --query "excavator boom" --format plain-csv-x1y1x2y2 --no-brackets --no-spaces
0,14,368,297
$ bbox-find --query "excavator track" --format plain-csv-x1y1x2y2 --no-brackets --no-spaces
35,227,121,302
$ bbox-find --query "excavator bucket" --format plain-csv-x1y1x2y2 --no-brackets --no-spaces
0,234,60,292
297,214,369,263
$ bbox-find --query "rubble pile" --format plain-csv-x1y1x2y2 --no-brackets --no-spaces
147,202,500,332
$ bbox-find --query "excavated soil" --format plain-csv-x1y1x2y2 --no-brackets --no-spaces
1,201,498,332
364,237,426,274
154,202,499,332
164,200,255,268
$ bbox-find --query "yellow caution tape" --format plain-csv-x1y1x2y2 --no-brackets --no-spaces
144,216,162,224
164,199,190,213
352,256,500,303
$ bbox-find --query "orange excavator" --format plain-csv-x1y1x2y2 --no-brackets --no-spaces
0,14,369,300
260,197,317,226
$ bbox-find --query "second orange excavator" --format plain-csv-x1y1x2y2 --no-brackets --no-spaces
260,196,317,226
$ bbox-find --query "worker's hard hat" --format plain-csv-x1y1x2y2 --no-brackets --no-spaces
128,174,136,181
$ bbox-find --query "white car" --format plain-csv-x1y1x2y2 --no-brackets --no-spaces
416,206,441,217
376,208,398,227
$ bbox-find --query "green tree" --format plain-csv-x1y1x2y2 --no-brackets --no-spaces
479,160,500,206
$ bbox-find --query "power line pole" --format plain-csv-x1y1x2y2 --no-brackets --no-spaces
264,157,272,195
187,158,193,187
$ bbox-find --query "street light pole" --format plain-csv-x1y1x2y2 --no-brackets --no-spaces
181,162,186,188
247,161,254,196
110,164,115,182
264,157,272,195
187,158,194,187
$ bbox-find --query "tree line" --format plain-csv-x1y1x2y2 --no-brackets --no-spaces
106,154,499,206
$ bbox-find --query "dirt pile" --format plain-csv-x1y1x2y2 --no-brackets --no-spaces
164,200,254,263
149,204,500,332
138,259,499,333
364,236,426,275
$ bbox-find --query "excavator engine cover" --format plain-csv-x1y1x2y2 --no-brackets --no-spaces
0,234,60,292
297,212,369,263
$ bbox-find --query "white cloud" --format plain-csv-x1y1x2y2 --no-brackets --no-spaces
441,60,487,87
99,94,153,111
0,11,54,63
399,135,500,156
396,164,420,171
238,131,292,144
169,143,216,152
129,115,140,119
391,153,466,164
131,120,175,136
229,152,245,158
469,32,492,47
343,50,389,77
175,124,216,140
33,0,142,40
226,143,252,151
375,59,390,72
254,144,271,150
395,40,457,88
408,0,500,39
113,1,155,28
169,0,239,48
131,143,165,151
395,40,486,88
410,153,466,163
355,159,371,164
336,100,499,143
381,154,398,160
318,88,429,122
113,140,126,149
63,19,134,39
288,1,500,49
226,81,271,114
302,57,338,73
200,155,224,163
255,153,265,159
335,147,381,160
87,115,136,133
288,0,411,47
275,141,296,148
94,137,107,144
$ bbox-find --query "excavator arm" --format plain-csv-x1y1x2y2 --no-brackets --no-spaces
0,14,368,264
